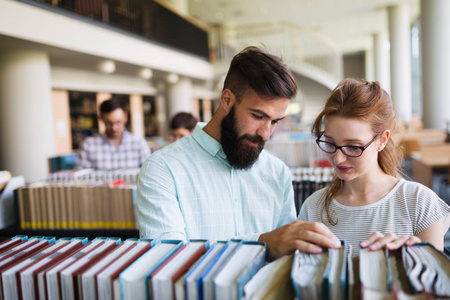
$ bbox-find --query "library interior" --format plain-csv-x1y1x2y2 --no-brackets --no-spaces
0,1,449,299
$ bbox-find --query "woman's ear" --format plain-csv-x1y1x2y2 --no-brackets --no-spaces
378,129,390,151
220,89,236,113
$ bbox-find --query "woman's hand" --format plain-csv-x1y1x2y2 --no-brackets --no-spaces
360,232,422,251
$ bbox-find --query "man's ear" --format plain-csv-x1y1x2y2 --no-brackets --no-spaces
123,111,128,123
220,89,236,114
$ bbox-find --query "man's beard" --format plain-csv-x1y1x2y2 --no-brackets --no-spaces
220,106,265,170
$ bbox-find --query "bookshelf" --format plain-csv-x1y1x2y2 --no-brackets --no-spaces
69,91,98,150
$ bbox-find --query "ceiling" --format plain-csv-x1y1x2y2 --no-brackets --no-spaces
187,0,420,55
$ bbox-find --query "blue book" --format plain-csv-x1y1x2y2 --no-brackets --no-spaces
197,240,242,300
184,240,227,300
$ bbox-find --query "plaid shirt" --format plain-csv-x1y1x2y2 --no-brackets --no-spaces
76,130,151,170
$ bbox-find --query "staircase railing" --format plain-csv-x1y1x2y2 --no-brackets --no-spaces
209,21,343,81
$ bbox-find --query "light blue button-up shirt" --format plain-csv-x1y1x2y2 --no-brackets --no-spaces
137,123,296,243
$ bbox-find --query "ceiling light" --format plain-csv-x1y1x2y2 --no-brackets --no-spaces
139,68,153,79
98,60,116,73
166,73,179,84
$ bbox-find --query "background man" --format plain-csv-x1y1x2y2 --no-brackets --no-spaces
169,112,198,141
137,47,340,261
76,97,151,170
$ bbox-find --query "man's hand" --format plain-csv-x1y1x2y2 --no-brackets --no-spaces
258,220,341,261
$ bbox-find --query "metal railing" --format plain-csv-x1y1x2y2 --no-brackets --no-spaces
209,21,343,81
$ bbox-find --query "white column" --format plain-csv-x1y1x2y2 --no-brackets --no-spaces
373,31,390,93
167,77,193,120
0,50,55,181
364,48,375,82
388,1,412,122
421,0,450,129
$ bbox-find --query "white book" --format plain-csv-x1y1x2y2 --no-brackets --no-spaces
2,239,69,300
45,239,105,300
20,238,85,300
151,241,207,300
96,240,159,300
185,241,226,300
81,239,137,300
213,242,265,300
200,241,240,300
60,239,119,300
119,241,183,300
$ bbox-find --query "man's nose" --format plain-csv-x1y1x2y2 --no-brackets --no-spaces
256,122,275,141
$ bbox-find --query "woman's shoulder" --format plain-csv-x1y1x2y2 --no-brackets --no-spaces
303,188,327,206
395,178,438,198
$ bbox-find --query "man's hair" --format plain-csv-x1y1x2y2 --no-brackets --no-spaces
223,46,297,101
170,112,198,131
99,97,125,114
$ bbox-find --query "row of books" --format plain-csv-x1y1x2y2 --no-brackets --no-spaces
291,167,334,213
1,235,449,300
17,179,137,230
47,168,141,184
0,235,265,300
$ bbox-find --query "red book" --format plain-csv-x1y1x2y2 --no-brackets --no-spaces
0,236,27,255
19,238,87,300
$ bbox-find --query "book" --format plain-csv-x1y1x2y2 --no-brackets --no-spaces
0,175,25,229
80,238,139,300
323,242,350,300
151,240,208,300
198,240,241,300
59,237,121,300
213,241,266,300
19,237,88,300
184,241,227,300
244,254,294,300
95,239,154,300
359,247,392,299
291,248,329,299
1,238,70,300
405,243,450,298
44,238,107,300
119,240,183,300
0,236,27,255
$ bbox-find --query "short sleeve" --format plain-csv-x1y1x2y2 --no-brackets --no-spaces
411,184,450,235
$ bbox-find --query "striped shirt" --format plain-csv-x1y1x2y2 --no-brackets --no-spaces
137,123,296,243
76,130,150,170
298,179,450,256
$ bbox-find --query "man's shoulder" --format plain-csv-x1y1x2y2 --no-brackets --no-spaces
150,136,201,160
81,134,104,146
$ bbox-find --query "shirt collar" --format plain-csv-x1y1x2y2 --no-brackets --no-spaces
191,123,227,160
101,129,130,145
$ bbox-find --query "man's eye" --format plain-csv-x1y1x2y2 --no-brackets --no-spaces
272,120,279,125
252,114,263,120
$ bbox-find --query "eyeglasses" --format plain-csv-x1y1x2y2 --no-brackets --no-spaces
316,132,381,158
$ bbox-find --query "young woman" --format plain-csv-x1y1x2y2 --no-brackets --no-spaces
298,78,450,255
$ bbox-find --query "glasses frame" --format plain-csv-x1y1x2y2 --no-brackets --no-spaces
316,132,381,158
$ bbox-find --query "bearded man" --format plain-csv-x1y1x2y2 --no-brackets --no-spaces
137,47,341,261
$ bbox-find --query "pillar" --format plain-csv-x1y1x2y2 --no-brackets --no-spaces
0,50,55,181
421,0,450,129
388,1,412,122
167,77,193,121
373,31,390,93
